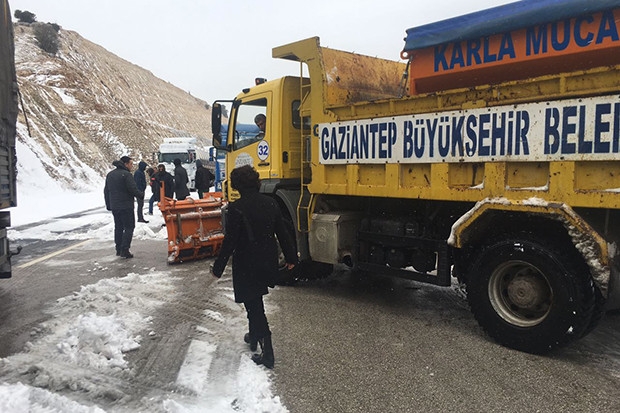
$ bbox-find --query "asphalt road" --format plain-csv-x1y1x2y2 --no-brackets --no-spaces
269,269,620,413
1,231,619,412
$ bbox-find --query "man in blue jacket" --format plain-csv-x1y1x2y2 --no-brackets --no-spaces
104,156,144,258
133,160,149,223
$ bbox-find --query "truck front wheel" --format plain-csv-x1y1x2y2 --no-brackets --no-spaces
467,236,595,354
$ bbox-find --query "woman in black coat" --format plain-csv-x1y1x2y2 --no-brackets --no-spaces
211,165,297,369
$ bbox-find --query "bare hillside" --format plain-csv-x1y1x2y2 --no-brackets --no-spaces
14,23,212,191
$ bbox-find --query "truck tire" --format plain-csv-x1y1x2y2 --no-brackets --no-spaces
296,260,333,280
274,216,297,285
466,236,596,354
276,208,334,281
579,286,605,338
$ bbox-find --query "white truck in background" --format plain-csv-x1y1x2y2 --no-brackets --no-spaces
157,137,201,191
157,137,222,192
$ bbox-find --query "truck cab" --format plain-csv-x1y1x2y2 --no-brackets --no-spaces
212,77,306,201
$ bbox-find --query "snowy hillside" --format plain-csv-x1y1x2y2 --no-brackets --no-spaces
13,22,213,193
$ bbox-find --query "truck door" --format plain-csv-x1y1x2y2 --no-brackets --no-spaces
227,95,272,188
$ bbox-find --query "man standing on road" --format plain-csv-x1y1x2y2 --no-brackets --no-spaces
173,158,190,200
133,160,149,223
194,159,215,199
104,156,144,258
211,165,297,369
153,163,174,201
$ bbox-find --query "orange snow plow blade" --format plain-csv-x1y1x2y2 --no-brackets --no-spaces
158,191,226,264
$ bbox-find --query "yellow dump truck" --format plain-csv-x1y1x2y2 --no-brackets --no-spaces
211,0,620,353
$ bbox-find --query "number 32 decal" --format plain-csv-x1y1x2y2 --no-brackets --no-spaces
257,141,269,161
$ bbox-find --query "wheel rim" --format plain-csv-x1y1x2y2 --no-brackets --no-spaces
488,260,553,327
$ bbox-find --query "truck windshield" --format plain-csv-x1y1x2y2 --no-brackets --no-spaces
159,152,192,163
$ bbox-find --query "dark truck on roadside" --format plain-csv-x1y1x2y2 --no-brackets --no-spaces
0,0,19,277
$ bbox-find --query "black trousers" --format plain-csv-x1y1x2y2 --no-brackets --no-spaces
112,208,135,251
244,296,271,340
148,194,156,214
136,197,145,221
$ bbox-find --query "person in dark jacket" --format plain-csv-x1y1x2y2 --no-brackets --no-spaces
211,165,297,369
133,160,149,223
153,163,174,202
104,156,144,258
173,158,190,200
194,159,215,199
146,167,155,215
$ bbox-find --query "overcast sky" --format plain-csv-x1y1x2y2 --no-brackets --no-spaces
10,0,514,104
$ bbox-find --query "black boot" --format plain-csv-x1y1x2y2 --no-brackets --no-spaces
120,249,134,258
251,335,274,369
244,333,258,352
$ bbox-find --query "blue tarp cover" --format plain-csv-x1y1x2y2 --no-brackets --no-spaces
403,0,620,52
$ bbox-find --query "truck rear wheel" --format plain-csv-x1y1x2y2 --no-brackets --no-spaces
467,236,596,354
276,208,333,281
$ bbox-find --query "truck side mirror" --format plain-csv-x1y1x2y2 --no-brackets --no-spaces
212,103,222,148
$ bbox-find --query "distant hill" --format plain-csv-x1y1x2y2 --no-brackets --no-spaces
13,22,213,191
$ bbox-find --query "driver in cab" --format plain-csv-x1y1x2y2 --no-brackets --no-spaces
254,113,266,140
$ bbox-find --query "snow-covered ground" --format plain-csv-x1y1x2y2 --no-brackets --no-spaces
2,161,285,412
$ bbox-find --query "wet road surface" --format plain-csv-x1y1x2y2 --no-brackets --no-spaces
1,224,619,412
